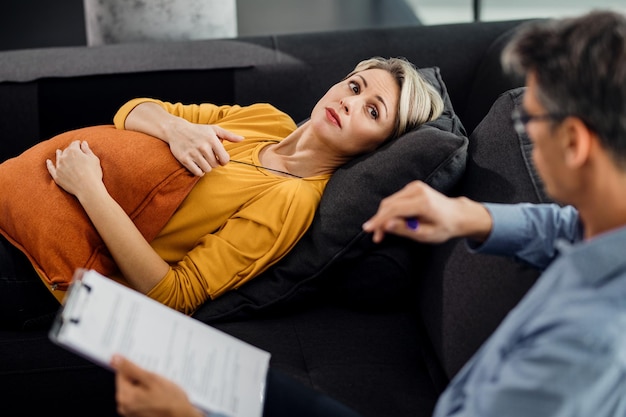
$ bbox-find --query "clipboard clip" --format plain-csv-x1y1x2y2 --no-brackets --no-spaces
49,269,95,333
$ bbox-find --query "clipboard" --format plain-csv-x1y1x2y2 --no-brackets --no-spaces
49,269,270,417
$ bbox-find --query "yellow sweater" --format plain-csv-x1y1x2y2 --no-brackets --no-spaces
113,99,330,314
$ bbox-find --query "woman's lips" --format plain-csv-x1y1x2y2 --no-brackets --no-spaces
325,108,341,127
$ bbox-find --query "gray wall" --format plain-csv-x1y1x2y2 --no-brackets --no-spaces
237,0,420,37
84,0,237,45
0,0,419,51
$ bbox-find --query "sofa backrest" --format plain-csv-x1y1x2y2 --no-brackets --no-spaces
0,19,530,162
232,19,531,130
418,88,550,385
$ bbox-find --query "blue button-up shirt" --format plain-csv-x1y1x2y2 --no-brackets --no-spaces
433,203,626,417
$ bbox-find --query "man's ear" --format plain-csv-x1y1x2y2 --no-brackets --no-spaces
562,116,593,169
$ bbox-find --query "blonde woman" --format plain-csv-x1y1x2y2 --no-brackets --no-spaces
0,57,443,329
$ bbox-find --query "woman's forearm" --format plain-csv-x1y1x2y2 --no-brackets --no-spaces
77,182,170,294
123,101,186,144
119,101,243,177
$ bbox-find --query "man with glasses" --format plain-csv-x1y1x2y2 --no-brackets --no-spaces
364,9,626,417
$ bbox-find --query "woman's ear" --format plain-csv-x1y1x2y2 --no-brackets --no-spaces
562,116,593,169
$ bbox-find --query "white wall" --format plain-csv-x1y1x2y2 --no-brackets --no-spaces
84,0,237,45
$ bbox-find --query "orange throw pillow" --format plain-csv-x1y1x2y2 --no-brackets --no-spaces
0,125,200,292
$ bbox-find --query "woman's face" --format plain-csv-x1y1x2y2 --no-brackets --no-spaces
310,68,400,156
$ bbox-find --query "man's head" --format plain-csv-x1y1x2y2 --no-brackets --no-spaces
502,11,626,170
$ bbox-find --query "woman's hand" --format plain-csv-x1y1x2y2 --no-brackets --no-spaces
46,140,105,200
48,139,170,294
111,355,205,417
166,121,244,177
123,101,243,177
362,180,492,244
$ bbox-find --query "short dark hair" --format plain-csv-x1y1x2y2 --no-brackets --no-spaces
502,10,626,167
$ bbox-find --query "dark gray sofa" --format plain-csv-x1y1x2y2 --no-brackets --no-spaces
0,19,548,417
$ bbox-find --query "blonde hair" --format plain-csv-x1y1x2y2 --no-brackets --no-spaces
345,57,444,139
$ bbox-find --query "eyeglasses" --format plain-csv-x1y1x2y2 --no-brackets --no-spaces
511,107,566,135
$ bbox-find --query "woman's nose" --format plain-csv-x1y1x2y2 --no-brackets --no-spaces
340,97,352,113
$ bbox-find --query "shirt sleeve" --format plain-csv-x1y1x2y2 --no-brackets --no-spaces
433,308,625,417
145,180,322,314
467,203,583,270
113,98,244,129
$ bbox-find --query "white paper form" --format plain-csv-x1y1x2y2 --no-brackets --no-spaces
49,269,270,417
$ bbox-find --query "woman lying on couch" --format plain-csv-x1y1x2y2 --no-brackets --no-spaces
0,56,444,329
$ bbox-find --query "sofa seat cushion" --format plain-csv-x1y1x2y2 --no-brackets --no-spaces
212,303,439,417
0,300,437,417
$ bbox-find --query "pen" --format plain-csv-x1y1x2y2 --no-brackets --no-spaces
406,218,419,230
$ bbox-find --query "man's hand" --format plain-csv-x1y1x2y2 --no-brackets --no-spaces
362,180,492,244
111,355,205,417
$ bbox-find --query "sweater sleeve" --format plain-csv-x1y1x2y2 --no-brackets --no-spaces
113,98,243,129
145,180,324,315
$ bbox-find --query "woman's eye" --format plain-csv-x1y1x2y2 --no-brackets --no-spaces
369,107,379,120
349,81,360,94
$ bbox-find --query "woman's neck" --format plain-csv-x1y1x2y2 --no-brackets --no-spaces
260,122,346,178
